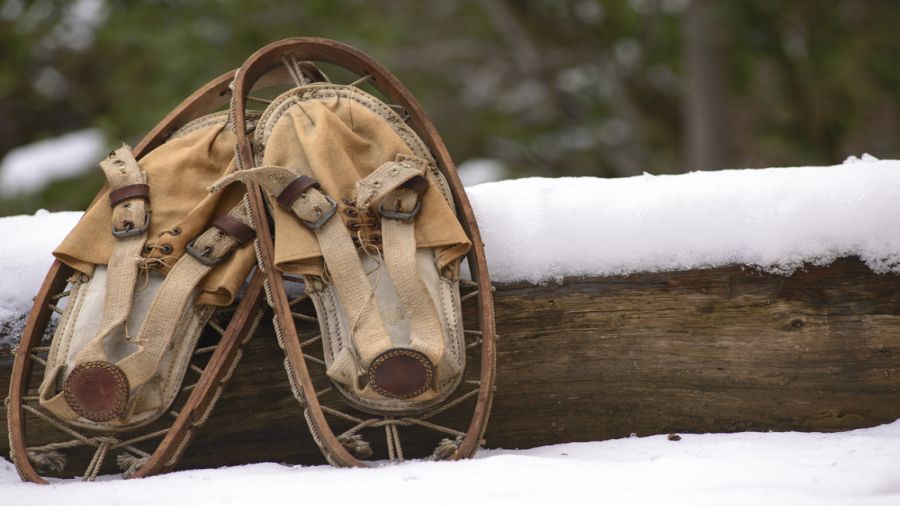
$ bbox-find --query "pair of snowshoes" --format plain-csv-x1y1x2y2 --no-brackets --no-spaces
7,38,496,482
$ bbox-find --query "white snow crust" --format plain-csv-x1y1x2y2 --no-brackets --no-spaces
0,129,105,196
468,158,900,282
2,159,900,342
0,210,81,344
4,420,900,505
2,160,900,502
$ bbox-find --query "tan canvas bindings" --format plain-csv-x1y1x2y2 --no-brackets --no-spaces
39,120,256,430
228,38,497,466
8,71,266,482
217,85,471,412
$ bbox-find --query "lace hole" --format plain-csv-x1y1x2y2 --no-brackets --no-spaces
160,244,173,254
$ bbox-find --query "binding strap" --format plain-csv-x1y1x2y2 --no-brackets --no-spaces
276,175,319,208
43,190,255,423
210,166,398,390
116,202,255,391
212,213,255,245
77,145,150,364
213,156,452,399
41,145,151,420
355,156,460,391
108,184,149,208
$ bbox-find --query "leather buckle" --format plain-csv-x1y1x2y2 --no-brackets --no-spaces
301,195,338,230
378,200,421,222
111,211,151,238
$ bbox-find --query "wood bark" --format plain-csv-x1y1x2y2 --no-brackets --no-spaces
3,256,900,469
683,0,730,171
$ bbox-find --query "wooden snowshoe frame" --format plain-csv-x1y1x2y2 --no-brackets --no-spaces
232,38,496,466
7,71,267,483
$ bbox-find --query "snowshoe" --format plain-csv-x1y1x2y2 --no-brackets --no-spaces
219,38,496,465
7,71,266,482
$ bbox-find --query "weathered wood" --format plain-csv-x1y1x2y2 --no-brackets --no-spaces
4,256,900,469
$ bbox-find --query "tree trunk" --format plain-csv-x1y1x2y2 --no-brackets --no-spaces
3,257,899,469
683,0,730,171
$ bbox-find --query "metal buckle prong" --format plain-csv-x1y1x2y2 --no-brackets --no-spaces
378,201,421,221
186,240,226,266
301,195,338,230
111,211,151,238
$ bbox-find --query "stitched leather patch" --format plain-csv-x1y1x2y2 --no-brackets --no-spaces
212,214,255,244
276,175,319,208
63,361,129,422
368,349,434,399
109,184,150,208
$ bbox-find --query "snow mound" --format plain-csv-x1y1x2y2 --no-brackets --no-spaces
0,210,81,346
0,129,105,196
469,160,900,282
2,160,900,341
4,420,900,505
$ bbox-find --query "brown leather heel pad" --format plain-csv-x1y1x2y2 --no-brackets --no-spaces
64,361,129,422
368,349,434,400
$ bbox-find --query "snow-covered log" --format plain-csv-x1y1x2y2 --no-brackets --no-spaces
3,159,900,468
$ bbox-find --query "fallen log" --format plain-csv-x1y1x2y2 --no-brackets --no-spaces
3,256,900,469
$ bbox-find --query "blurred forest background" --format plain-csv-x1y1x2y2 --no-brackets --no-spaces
1,0,899,216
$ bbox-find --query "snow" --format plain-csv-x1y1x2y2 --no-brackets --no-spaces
457,158,508,186
0,129,106,196
2,159,900,500
469,158,900,282
3,159,900,340
4,420,900,505
0,210,81,345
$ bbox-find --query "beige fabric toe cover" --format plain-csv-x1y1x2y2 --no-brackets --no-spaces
254,84,470,413
39,113,257,430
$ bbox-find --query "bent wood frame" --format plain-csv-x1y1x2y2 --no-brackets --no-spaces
232,38,496,466
7,71,267,483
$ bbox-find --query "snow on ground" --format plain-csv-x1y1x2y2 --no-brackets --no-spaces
2,161,900,500
469,158,900,282
4,420,900,505
0,129,105,196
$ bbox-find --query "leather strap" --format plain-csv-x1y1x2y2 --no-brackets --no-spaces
37,73,253,426
402,175,429,195
212,165,395,387
380,187,453,381
276,175,320,208
118,201,254,389
102,147,150,237
109,184,150,207
355,155,430,208
212,213,255,244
